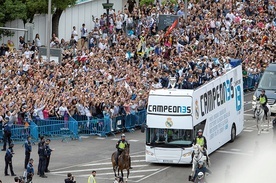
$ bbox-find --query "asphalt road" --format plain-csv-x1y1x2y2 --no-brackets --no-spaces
1,91,276,183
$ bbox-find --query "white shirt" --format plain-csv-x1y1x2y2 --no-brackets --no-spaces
35,38,42,47
24,51,32,59
115,20,123,29
59,106,69,116
72,29,78,41
80,27,88,37
84,106,92,117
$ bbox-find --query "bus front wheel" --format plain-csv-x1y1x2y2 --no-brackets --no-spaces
230,124,236,142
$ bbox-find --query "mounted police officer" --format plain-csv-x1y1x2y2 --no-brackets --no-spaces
115,134,132,169
24,136,32,169
193,129,207,150
253,89,268,119
259,89,268,120
4,143,16,176
193,129,209,165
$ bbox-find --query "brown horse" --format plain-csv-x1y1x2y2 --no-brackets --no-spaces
111,144,131,182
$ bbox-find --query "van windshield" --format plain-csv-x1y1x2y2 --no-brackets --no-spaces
146,128,193,147
258,71,276,90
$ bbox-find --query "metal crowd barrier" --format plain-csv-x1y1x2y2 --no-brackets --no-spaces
243,73,262,91
0,109,147,143
34,117,79,142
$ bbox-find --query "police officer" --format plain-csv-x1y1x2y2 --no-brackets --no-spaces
37,136,47,178
1,119,12,151
259,89,268,120
26,158,34,183
45,139,54,172
193,129,209,164
24,136,32,169
115,134,132,169
4,143,16,176
193,129,207,150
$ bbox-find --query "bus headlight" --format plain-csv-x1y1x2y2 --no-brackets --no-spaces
146,150,154,156
253,95,256,101
183,152,192,157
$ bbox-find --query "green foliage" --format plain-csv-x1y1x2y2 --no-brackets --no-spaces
53,0,76,10
3,0,27,21
161,0,178,6
139,0,155,6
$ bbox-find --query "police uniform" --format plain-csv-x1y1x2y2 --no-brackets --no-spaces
194,136,207,150
5,144,16,176
25,137,32,169
45,139,53,172
259,92,268,118
2,122,12,151
37,137,47,178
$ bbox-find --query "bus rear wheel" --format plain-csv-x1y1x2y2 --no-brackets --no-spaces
230,124,236,142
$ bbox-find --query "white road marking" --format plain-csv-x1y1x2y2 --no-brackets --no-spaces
129,139,140,142
95,137,105,140
244,101,252,105
243,129,254,132
76,169,160,176
50,150,145,171
111,138,118,141
51,165,149,174
80,160,146,167
230,149,241,152
134,166,171,182
244,91,255,97
244,109,253,113
96,175,145,180
131,155,145,158
216,150,252,156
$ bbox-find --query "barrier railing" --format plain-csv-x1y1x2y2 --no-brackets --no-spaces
243,73,262,91
0,109,147,143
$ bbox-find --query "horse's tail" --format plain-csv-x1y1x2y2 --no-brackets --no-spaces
111,152,116,166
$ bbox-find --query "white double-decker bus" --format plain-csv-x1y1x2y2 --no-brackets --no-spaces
145,65,244,164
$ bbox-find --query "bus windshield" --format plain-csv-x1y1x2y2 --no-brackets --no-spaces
258,71,276,90
146,128,193,147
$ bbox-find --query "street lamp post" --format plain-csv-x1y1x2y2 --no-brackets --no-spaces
107,0,109,29
184,0,187,21
47,0,51,62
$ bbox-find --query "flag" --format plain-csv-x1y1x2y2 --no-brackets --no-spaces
165,19,178,37
124,81,132,95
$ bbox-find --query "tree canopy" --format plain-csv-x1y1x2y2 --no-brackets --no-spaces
0,0,77,39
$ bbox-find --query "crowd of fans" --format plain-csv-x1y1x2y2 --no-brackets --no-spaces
0,0,275,123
